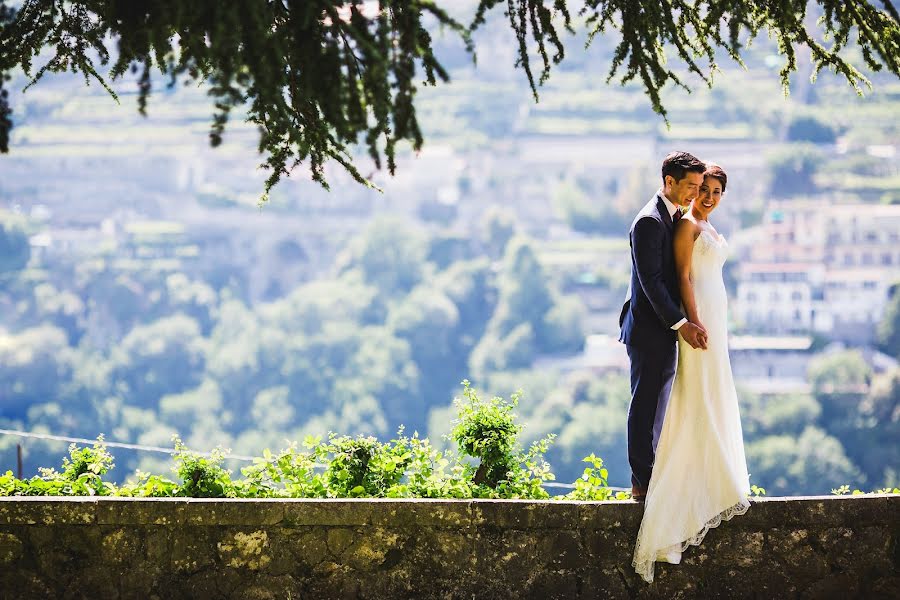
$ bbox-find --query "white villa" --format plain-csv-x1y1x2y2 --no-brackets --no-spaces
734,201,900,343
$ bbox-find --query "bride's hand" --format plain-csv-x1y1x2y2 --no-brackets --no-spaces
693,321,708,349
679,322,708,350
678,321,708,350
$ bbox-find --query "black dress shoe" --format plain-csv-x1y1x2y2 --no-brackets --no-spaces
631,484,647,502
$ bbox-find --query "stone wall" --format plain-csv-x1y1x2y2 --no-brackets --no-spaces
0,495,897,599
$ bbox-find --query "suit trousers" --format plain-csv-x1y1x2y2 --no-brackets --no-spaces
626,342,677,490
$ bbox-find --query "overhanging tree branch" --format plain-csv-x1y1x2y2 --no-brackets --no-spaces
478,1,900,118
0,0,898,199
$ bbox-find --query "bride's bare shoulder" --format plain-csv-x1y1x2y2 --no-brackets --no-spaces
674,216,701,240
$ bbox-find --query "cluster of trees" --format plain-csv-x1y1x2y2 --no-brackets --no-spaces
0,0,897,501
743,350,898,495
429,349,899,495
878,287,900,359
0,214,586,480
2,209,897,494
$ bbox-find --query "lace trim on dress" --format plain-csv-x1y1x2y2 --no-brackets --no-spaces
695,229,727,256
631,497,751,584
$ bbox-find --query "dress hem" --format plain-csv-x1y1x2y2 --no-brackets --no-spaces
632,496,751,584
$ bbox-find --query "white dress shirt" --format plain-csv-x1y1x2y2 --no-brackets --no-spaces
658,189,688,331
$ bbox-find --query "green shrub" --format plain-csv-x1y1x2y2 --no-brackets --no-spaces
564,453,630,501
170,438,237,497
786,115,837,144
0,436,115,496
831,485,900,496
8,381,873,501
450,379,557,498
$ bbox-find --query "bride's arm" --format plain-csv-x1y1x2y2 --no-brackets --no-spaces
673,220,703,328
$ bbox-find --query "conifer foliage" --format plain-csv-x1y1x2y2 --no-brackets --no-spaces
474,1,900,116
0,1,898,196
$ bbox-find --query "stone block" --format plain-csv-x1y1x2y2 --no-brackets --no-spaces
407,528,475,577
287,529,330,568
32,526,102,576
281,499,373,527
577,566,632,599
0,497,96,525
369,498,474,530
180,499,284,526
869,576,900,599
799,572,862,599
472,499,581,529
326,527,356,557
96,498,183,526
343,526,407,572
101,527,142,564
144,528,171,563
0,570,54,600
216,529,272,571
170,528,215,574
0,532,23,564
578,500,643,531
766,527,830,583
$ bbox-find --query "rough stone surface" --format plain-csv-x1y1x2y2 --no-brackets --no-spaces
0,495,897,599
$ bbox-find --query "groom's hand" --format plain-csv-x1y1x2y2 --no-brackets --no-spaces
679,322,708,350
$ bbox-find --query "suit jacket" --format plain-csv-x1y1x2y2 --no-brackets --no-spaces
618,193,686,350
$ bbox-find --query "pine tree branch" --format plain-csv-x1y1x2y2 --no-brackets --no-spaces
0,0,898,199
478,0,900,120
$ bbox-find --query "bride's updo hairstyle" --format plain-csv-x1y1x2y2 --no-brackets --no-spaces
703,163,727,193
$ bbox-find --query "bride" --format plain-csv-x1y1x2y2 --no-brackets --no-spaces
632,163,752,583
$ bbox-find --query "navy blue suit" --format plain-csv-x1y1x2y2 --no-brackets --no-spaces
619,193,686,490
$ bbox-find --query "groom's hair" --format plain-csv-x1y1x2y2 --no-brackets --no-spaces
661,151,706,184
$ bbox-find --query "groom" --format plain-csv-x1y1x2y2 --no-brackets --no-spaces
619,151,709,502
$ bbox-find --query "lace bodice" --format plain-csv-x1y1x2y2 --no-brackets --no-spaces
686,230,729,337
690,229,728,276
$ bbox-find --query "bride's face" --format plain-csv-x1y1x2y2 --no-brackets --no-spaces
695,176,723,217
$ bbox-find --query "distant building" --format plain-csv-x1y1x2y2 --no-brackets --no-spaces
733,201,900,343
534,333,828,399
822,268,893,337
532,334,629,374
728,335,813,395
735,263,824,334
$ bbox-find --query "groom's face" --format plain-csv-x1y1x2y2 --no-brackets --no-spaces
666,172,704,206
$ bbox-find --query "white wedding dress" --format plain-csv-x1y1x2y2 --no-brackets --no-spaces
632,228,752,584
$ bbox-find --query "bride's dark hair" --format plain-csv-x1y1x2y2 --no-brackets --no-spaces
703,164,727,192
